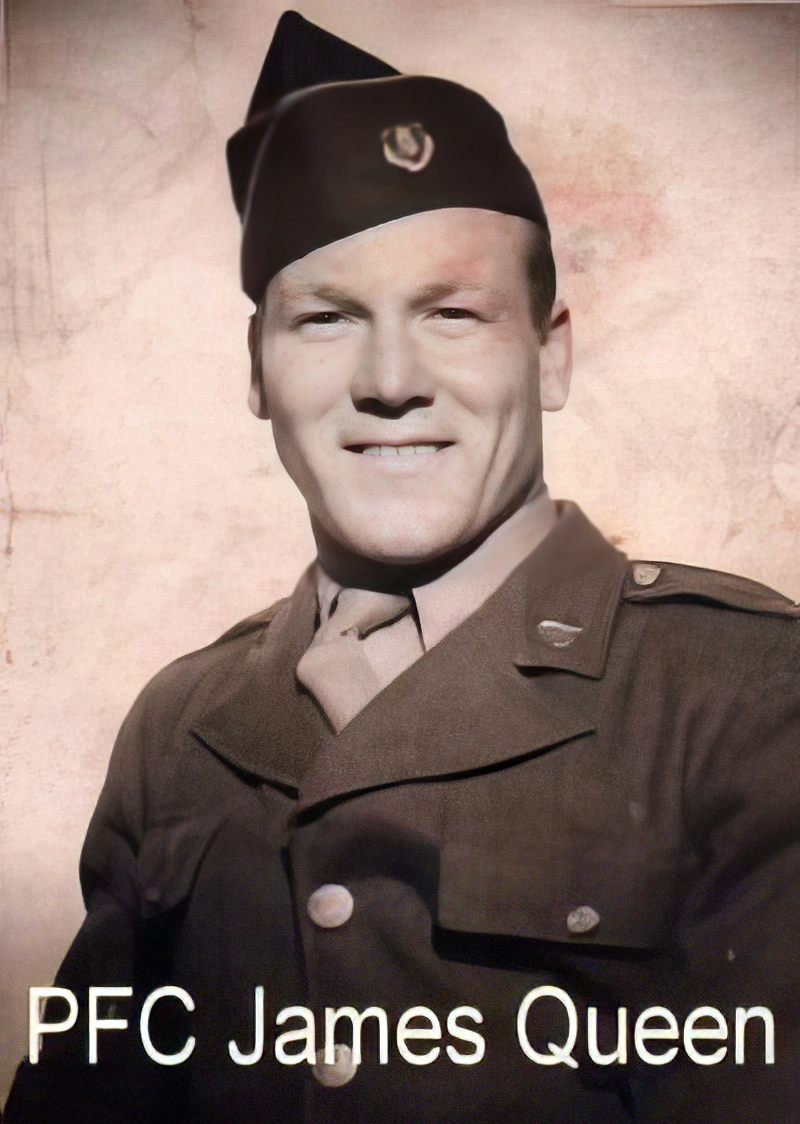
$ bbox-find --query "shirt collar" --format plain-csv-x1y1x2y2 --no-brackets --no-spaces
313,488,558,651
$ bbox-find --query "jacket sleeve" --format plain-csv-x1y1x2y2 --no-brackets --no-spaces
4,686,189,1124
631,614,800,1123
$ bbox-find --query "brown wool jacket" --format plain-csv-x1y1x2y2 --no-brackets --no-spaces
6,503,800,1124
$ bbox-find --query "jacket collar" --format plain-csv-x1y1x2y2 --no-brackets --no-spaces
511,500,629,678
189,502,628,799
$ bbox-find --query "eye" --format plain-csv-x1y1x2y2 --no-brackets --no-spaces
302,311,345,325
435,307,475,320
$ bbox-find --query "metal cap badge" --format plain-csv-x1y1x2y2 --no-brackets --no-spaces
381,123,434,172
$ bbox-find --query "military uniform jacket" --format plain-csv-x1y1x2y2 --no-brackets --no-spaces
6,503,800,1123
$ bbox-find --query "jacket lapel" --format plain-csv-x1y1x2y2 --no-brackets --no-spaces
298,503,628,809
188,504,628,806
189,566,324,793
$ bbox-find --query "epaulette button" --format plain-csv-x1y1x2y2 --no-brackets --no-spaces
632,564,662,587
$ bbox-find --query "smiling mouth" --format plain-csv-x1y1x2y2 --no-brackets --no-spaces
347,442,453,457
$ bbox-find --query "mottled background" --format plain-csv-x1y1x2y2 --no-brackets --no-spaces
1,0,798,1103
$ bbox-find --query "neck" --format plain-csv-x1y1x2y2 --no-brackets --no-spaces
312,478,554,594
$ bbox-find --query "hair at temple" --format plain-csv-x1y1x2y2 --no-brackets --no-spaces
524,222,557,344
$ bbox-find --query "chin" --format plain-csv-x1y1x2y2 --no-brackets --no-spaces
335,511,466,568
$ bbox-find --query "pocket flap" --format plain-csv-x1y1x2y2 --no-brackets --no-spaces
137,814,225,918
438,841,680,949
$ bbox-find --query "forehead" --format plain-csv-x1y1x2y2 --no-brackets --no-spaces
269,208,532,302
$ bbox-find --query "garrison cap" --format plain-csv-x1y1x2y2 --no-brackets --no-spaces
227,10,550,304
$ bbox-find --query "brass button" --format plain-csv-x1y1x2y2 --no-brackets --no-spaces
313,1044,358,1087
307,884,354,929
632,563,662,587
567,905,600,935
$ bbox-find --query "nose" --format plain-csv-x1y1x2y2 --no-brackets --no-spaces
351,318,434,418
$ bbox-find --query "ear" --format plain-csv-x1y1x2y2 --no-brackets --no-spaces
539,299,573,412
247,312,270,420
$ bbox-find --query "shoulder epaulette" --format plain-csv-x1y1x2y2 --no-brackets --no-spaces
210,598,288,646
622,561,800,618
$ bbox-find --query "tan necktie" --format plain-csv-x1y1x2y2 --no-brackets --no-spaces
297,587,412,732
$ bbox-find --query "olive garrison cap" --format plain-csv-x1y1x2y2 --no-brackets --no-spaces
227,11,549,304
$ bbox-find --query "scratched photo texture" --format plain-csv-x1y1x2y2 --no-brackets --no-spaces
1,0,798,1108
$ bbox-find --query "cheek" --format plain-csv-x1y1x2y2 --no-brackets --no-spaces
262,350,347,446
262,333,353,404
449,358,539,443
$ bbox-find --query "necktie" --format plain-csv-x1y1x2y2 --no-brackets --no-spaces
297,587,412,732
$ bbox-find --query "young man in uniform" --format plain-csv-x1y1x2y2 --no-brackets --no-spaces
6,11,800,1123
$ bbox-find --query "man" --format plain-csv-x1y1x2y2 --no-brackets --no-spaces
6,10,800,1123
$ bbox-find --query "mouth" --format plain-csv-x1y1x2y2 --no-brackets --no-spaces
345,442,453,457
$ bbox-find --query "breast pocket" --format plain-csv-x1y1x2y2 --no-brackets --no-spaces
136,813,228,920
437,838,682,951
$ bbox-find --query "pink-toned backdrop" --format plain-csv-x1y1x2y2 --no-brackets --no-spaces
1,0,798,1102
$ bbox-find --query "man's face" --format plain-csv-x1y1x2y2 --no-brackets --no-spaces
254,208,570,568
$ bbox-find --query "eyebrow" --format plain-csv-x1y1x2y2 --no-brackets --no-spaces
408,280,504,304
274,278,504,312
275,282,370,315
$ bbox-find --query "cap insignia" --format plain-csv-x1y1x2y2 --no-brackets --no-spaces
380,122,434,172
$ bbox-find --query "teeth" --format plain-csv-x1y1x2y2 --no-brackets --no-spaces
361,444,444,456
